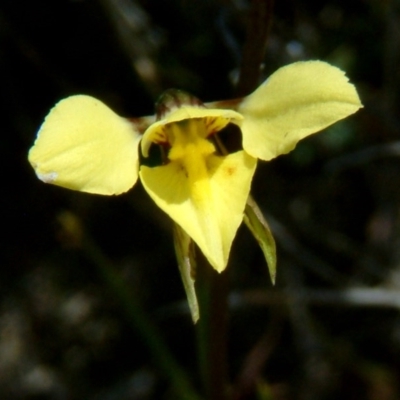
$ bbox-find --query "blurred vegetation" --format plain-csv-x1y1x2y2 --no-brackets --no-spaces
1,0,400,399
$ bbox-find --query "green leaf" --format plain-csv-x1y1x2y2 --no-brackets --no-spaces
173,223,200,323
243,196,277,284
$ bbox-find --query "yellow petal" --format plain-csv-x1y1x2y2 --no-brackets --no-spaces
140,151,257,272
238,61,363,160
28,95,141,195
141,106,243,157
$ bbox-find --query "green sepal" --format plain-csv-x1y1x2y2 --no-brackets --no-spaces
173,223,200,323
243,196,277,284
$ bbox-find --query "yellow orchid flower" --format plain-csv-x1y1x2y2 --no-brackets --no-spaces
28,61,362,276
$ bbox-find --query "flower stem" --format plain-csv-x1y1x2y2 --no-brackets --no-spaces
236,0,274,96
196,252,230,400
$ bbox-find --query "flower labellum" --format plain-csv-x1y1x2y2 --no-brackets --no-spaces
28,61,362,322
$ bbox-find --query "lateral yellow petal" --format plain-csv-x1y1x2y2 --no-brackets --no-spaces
238,61,363,160
28,95,141,195
140,151,257,272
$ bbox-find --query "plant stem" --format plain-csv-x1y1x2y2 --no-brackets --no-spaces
236,0,274,96
196,253,230,400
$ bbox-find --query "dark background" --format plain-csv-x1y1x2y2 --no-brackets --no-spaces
1,0,400,399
